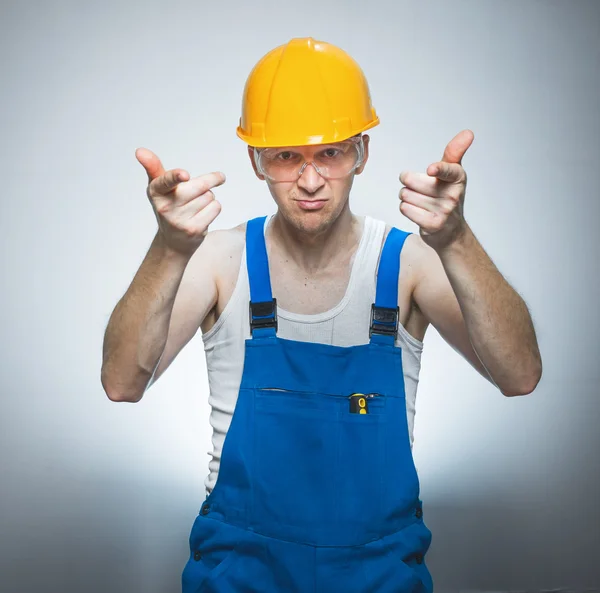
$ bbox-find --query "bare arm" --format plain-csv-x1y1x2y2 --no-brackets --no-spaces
101,147,224,402
432,225,541,396
101,232,217,402
411,225,542,396
399,130,542,396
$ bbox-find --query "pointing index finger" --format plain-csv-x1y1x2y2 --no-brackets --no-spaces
428,162,463,183
200,171,226,190
150,168,190,196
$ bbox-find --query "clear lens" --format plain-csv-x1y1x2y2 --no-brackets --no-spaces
256,137,363,182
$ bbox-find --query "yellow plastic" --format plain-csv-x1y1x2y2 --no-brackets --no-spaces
236,37,379,148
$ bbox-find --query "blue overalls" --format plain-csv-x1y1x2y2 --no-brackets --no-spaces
181,216,433,592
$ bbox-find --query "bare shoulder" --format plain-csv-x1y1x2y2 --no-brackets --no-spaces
402,229,435,272
197,221,247,333
146,222,247,387
382,223,424,282
186,222,244,274
210,222,246,290
383,223,431,342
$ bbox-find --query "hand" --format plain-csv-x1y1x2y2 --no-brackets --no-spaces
136,147,225,256
398,129,474,252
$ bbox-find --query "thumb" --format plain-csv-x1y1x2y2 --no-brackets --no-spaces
135,147,165,182
441,129,474,164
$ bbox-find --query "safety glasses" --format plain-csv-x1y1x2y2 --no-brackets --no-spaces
254,136,364,182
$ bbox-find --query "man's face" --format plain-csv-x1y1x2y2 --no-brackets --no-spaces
248,135,370,235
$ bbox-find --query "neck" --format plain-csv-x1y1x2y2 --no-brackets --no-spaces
268,206,362,274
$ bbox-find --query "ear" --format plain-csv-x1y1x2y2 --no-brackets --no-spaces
248,146,265,180
354,134,370,176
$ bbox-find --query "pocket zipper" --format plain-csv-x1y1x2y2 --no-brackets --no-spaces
259,388,383,398
257,388,385,415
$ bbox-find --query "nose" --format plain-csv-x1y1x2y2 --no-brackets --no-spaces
297,162,326,193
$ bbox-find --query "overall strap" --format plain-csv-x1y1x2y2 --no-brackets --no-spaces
370,227,411,346
246,216,277,338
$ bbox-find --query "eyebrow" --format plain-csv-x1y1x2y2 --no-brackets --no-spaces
270,142,346,151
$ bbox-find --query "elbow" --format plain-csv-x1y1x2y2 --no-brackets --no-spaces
502,360,543,397
101,370,143,403
502,386,534,397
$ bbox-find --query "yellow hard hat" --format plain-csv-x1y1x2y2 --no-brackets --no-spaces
236,37,379,148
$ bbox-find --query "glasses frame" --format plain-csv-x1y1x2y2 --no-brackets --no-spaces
254,135,365,182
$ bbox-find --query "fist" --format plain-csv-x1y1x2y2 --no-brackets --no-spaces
136,147,225,256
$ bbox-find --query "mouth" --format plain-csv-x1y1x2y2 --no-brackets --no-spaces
294,199,328,211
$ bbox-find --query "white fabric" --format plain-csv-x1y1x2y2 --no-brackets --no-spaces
201,215,424,494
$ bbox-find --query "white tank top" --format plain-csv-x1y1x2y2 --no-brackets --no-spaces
201,215,424,495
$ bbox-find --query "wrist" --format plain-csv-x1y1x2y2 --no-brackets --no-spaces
152,232,196,267
435,223,472,256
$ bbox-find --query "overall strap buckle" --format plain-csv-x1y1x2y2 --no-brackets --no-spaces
250,299,278,332
369,304,399,338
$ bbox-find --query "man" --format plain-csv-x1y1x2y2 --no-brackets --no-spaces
101,37,542,592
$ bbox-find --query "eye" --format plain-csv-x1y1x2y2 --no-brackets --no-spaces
276,151,296,161
323,148,340,158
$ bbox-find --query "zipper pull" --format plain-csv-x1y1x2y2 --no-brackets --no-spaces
349,393,369,414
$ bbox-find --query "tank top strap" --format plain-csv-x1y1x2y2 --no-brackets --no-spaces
355,216,385,276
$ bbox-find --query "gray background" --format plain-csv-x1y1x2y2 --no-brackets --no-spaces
1,0,599,592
